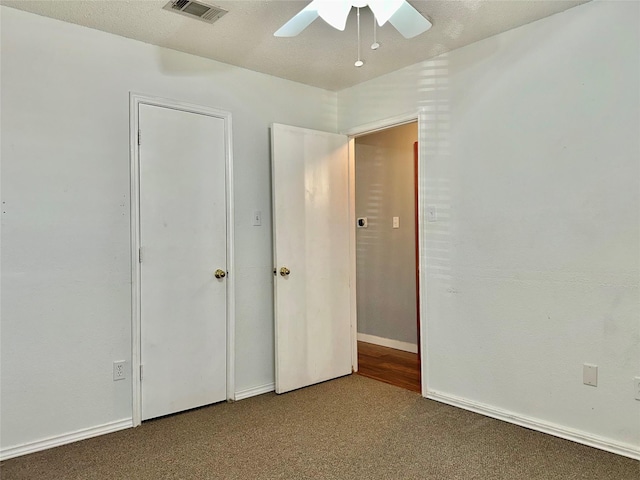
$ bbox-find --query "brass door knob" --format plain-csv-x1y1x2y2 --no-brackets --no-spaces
214,269,226,279
279,267,291,277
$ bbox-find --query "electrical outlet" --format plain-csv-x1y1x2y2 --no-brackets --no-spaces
634,377,640,401
113,361,126,381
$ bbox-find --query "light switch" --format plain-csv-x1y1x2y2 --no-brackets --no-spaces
253,211,262,226
392,217,399,229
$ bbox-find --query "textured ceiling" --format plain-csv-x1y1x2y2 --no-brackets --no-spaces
1,0,589,91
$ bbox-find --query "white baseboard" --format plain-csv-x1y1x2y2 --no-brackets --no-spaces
0,418,133,461
426,391,640,461
234,383,275,401
357,333,418,354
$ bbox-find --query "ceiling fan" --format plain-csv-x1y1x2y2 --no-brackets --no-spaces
274,0,432,39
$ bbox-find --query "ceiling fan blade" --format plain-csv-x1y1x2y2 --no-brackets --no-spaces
274,2,320,37
388,1,432,39
317,0,352,31
367,0,404,27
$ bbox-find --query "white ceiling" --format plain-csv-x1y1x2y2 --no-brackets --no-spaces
2,0,589,91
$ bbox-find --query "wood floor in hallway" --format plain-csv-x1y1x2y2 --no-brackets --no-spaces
356,341,421,393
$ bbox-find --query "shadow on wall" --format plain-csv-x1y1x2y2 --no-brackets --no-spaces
417,55,453,293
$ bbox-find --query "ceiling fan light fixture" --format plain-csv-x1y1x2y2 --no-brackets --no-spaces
274,0,433,65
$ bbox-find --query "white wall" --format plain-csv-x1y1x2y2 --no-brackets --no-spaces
0,6,337,453
340,0,639,455
356,123,418,346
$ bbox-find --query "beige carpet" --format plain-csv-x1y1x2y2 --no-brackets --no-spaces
1,375,638,479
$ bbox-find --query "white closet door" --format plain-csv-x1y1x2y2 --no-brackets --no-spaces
139,104,227,420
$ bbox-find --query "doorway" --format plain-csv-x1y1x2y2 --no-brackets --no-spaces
130,94,235,425
353,122,421,393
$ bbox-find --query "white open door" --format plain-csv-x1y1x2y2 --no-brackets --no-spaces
139,103,228,420
271,123,352,394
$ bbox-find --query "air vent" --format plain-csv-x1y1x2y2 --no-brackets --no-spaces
163,0,228,24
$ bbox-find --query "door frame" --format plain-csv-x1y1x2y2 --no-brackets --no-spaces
129,93,235,426
342,109,428,397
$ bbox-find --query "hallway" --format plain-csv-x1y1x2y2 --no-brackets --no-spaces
357,341,421,393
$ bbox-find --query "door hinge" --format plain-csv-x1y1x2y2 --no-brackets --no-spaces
138,247,142,263
140,365,143,381
137,129,141,146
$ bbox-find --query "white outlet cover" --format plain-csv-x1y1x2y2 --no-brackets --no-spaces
392,216,399,229
583,364,597,387
113,361,126,381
